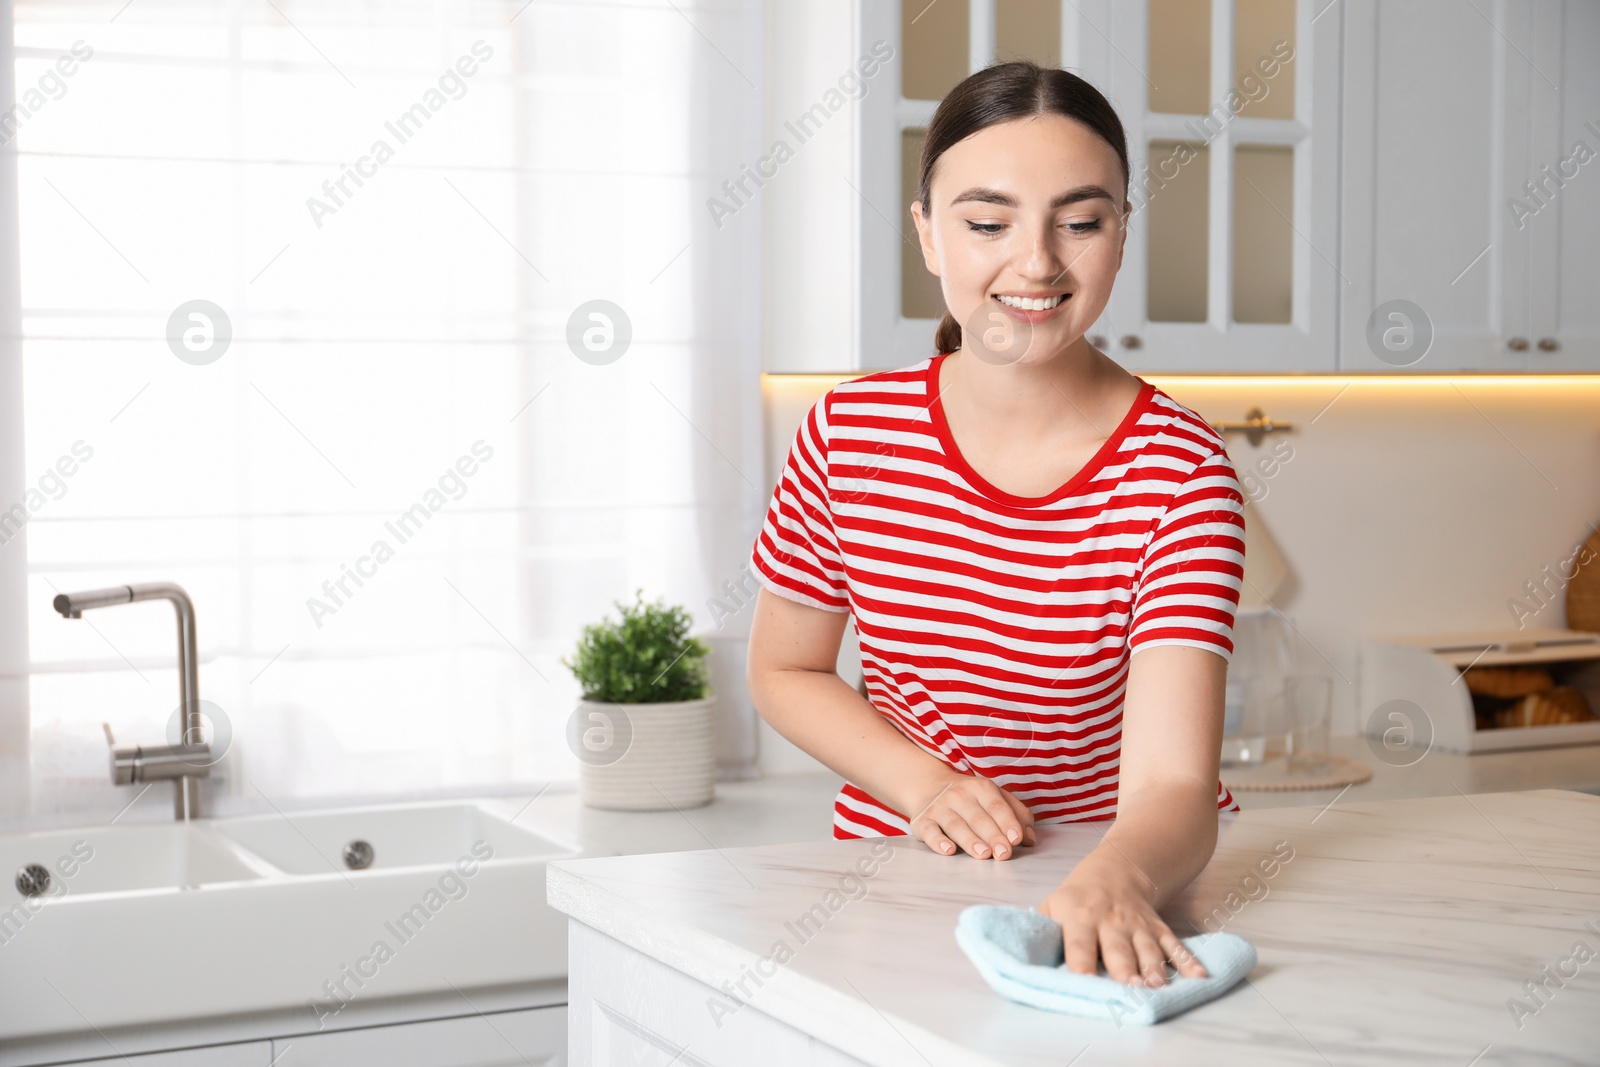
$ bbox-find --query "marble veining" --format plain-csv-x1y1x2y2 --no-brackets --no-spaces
547,788,1600,1066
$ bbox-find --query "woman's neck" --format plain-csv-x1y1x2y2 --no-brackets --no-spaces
942,336,1136,437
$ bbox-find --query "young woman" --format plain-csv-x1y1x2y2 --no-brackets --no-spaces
746,61,1243,990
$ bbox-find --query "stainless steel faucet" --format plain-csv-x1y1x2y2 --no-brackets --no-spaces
53,582,210,820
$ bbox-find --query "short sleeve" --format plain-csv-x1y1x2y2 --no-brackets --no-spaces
750,392,850,612
1128,450,1246,660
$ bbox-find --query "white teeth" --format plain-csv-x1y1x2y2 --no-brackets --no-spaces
995,293,1065,311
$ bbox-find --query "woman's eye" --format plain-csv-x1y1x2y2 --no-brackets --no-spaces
964,220,1102,235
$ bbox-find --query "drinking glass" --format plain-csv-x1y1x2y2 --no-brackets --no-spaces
1222,610,1294,766
1285,676,1331,775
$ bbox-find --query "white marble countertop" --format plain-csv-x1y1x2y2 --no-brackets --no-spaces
547,787,1600,1066
1220,732,1600,811
494,731,1600,859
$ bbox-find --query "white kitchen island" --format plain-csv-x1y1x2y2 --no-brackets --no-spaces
547,788,1600,1066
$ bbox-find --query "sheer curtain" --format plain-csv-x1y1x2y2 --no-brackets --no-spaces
0,0,766,825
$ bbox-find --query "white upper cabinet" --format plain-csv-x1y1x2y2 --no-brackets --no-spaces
1339,0,1600,373
852,0,1341,374
764,1,1596,374
1086,0,1341,373
1527,0,1600,371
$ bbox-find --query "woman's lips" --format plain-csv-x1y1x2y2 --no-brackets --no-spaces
991,293,1070,324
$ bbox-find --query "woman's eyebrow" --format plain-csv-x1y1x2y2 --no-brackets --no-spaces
949,184,1116,209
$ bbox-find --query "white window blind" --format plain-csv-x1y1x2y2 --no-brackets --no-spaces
3,0,766,822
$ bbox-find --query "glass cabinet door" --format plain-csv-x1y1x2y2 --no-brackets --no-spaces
1096,0,1337,371
858,0,1340,373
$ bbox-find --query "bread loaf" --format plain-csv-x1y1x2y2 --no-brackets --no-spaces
1462,665,1555,700
1493,687,1595,728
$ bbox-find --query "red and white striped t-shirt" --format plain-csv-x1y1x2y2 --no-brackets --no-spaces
750,352,1245,839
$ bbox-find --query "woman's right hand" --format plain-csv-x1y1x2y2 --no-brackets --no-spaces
904,769,1037,860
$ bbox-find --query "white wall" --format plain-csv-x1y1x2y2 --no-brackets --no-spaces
755,371,1600,772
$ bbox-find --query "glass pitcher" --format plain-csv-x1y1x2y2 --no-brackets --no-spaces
1222,608,1296,766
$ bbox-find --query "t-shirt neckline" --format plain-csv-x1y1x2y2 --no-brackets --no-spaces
924,350,1155,508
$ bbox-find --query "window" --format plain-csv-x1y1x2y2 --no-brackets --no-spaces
3,0,763,821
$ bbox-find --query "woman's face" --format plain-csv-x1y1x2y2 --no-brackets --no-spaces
912,113,1127,364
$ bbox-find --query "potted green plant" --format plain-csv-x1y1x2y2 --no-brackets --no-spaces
561,589,715,810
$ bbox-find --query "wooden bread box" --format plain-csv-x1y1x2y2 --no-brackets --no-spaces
1360,629,1600,753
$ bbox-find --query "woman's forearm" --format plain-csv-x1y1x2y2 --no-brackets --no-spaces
750,665,958,816
1072,780,1220,910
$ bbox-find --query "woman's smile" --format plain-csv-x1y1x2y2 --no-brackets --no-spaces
991,290,1071,322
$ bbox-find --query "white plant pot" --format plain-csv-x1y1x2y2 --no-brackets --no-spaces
575,696,716,811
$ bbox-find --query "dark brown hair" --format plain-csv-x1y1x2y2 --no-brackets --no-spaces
916,61,1130,357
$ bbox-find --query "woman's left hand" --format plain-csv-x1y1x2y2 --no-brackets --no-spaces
1036,854,1207,987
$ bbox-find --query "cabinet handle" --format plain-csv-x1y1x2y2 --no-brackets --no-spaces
1507,337,1529,351
1537,337,1559,352
1208,407,1294,448
1088,334,1107,349
1119,335,1142,350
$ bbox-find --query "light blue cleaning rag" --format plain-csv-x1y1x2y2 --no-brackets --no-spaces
954,904,1256,1025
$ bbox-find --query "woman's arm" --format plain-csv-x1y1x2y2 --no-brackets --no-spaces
1037,643,1228,986
746,586,1035,857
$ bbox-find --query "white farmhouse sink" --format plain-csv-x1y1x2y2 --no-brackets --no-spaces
0,822,275,899
210,801,568,875
0,798,581,1046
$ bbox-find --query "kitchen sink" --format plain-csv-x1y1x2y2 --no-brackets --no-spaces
0,796,582,1045
208,800,570,875
0,822,275,900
